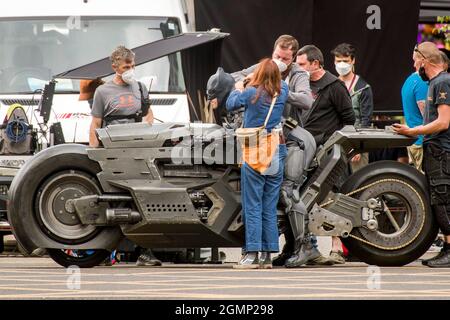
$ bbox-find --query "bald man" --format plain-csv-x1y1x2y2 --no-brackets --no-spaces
394,42,450,268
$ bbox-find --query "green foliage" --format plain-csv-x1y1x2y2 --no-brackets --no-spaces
434,17,450,45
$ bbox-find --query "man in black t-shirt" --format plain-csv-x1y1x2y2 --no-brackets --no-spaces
394,42,450,268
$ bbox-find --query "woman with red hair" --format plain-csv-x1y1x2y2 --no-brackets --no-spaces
226,58,288,269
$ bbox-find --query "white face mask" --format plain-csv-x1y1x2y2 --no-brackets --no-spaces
273,59,288,73
119,68,136,84
335,62,352,76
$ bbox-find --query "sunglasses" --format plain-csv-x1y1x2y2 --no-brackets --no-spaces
414,44,428,60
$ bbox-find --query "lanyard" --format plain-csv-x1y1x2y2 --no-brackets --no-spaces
347,74,357,93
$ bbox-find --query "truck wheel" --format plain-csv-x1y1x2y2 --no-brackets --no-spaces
340,161,438,266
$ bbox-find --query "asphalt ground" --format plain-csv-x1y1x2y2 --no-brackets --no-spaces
0,254,449,300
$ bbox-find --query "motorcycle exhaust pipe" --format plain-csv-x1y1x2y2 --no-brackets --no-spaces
106,208,142,224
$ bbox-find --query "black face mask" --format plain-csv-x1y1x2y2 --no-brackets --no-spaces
419,66,429,82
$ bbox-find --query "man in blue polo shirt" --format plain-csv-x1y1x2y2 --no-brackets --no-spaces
401,49,429,171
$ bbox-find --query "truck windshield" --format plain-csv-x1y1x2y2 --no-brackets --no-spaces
0,17,186,94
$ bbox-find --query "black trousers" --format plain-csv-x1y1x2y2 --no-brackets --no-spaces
423,143,450,235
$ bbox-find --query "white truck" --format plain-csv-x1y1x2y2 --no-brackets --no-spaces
0,0,192,241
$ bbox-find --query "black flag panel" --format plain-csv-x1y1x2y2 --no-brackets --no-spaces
195,0,421,113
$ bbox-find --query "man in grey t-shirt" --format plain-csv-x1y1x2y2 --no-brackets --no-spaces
89,46,153,148
88,46,159,267
91,80,149,126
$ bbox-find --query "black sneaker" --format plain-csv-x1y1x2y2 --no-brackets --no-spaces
426,249,450,268
422,248,446,266
136,249,162,267
272,251,292,266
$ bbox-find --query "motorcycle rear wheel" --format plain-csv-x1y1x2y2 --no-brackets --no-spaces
340,161,438,266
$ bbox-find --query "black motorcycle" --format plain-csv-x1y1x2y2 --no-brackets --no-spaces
8,123,437,267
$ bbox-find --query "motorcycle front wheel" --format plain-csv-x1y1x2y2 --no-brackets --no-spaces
8,145,122,268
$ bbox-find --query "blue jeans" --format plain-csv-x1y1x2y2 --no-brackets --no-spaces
241,144,287,252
